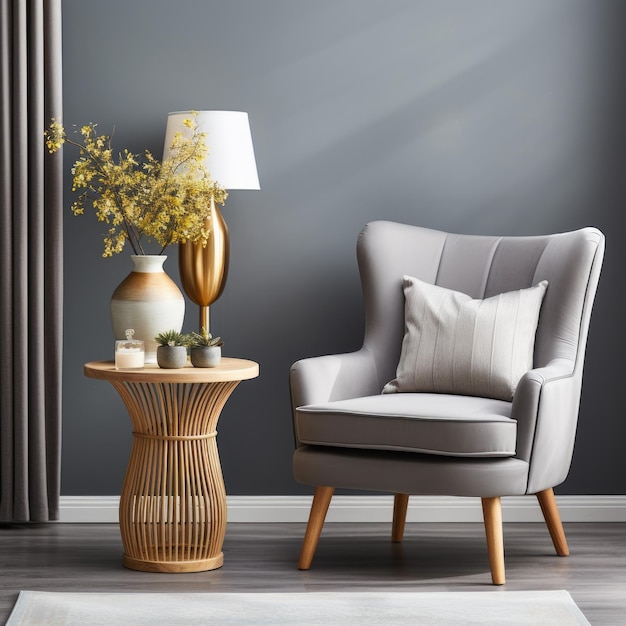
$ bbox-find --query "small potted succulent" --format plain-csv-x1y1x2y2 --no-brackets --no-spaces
155,330,190,369
189,327,224,368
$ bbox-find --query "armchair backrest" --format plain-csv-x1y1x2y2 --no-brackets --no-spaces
357,221,605,393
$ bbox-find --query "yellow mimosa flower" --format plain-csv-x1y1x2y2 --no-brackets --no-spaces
44,112,227,257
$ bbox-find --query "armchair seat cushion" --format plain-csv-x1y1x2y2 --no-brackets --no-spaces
295,393,516,458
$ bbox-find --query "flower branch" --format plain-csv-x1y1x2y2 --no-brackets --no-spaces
45,112,227,257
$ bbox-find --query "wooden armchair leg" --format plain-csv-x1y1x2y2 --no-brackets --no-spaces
298,486,335,570
481,496,505,585
536,487,570,556
392,493,410,543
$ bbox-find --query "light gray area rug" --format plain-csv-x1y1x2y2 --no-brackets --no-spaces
6,590,590,625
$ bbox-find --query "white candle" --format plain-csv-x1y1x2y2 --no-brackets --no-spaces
115,348,144,370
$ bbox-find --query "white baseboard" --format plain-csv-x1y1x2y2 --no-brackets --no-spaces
58,495,626,524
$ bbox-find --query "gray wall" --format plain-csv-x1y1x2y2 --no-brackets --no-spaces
61,0,626,496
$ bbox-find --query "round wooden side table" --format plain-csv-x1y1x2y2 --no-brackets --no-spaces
84,358,259,573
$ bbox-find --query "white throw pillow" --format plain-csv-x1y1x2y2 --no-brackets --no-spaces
383,276,548,401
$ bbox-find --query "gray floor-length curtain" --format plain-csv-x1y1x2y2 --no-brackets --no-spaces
0,0,63,522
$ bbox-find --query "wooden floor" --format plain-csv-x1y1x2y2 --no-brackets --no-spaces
1,522,624,624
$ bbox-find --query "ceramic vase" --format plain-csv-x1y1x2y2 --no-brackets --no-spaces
110,255,185,364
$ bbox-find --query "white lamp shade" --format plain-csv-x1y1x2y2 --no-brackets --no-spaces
164,110,260,190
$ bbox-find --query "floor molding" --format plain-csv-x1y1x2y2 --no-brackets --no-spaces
58,495,626,524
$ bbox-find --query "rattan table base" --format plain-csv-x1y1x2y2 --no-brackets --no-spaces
84,359,259,573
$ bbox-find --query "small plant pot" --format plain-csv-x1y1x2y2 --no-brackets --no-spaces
156,345,188,369
190,346,221,368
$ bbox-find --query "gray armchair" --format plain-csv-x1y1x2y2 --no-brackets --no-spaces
290,221,604,585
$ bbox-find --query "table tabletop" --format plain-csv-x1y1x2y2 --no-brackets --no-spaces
84,357,259,384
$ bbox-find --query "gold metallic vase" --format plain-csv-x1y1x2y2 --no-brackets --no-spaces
178,197,229,332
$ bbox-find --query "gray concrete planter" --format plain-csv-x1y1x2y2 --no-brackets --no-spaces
190,346,221,368
156,345,188,369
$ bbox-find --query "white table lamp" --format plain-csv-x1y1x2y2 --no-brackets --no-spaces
163,110,260,332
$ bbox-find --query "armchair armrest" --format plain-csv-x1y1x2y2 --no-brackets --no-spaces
290,347,380,410
512,358,581,493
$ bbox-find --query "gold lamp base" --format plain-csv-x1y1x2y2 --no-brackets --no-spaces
178,197,229,332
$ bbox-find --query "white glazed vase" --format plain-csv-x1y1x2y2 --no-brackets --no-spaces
110,255,185,364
